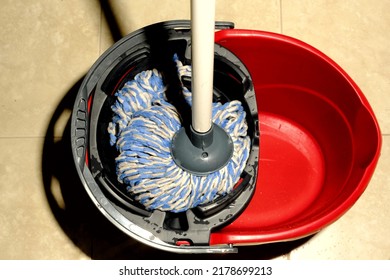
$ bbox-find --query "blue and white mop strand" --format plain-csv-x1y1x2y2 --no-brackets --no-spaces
108,56,250,213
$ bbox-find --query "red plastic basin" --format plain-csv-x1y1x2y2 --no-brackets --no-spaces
211,29,382,245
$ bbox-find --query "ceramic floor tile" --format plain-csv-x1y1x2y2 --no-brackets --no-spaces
0,138,89,259
106,0,281,37
215,0,281,31
289,136,390,259
99,7,116,54
0,0,101,138
281,0,390,134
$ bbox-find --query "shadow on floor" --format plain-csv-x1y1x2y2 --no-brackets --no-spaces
41,78,313,260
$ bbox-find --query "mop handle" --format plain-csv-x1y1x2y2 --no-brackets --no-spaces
191,0,216,133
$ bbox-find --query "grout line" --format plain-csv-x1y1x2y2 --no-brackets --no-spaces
0,136,44,139
0,136,62,139
280,0,284,34
98,4,103,56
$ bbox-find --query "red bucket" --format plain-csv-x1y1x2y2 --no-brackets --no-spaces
211,29,382,245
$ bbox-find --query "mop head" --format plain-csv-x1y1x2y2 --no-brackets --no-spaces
107,55,250,213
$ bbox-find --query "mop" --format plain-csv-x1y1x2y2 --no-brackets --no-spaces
107,0,250,213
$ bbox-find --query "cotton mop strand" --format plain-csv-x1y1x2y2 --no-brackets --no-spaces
107,0,251,213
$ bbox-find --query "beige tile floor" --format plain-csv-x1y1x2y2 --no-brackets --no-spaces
0,0,389,259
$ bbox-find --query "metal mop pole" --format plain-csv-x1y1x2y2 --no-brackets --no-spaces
171,0,234,175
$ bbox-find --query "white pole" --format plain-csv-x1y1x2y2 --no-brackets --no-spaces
191,0,216,133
